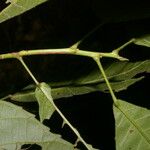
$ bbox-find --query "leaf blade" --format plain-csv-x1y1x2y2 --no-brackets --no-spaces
0,100,74,150
35,82,55,122
11,76,144,102
134,35,150,47
114,100,150,150
76,60,150,84
9,60,150,103
0,0,48,23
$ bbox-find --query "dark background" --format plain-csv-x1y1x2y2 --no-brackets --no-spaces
0,0,150,149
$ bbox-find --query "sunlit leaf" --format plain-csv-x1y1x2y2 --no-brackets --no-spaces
0,0,48,23
0,100,75,150
114,100,150,150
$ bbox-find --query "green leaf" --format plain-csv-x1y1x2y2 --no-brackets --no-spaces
0,0,48,23
11,76,144,102
0,100,75,150
134,35,150,47
11,90,37,102
35,82,55,122
76,60,150,84
96,77,144,92
10,60,150,102
114,100,150,150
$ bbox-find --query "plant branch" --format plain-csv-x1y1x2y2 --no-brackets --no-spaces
93,57,118,106
0,48,128,61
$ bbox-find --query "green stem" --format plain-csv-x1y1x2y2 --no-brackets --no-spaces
17,57,39,85
0,48,127,61
93,57,118,105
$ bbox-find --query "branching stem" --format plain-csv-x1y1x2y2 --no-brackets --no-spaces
0,48,128,61
0,36,134,150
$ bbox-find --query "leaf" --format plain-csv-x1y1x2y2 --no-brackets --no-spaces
96,77,144,92
76,60,150,84
134,35,150,47
0,0,48,23
10,60,150,103
35,82,55,122
11,76,144,102
0,100,75,150
114,99,150,150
